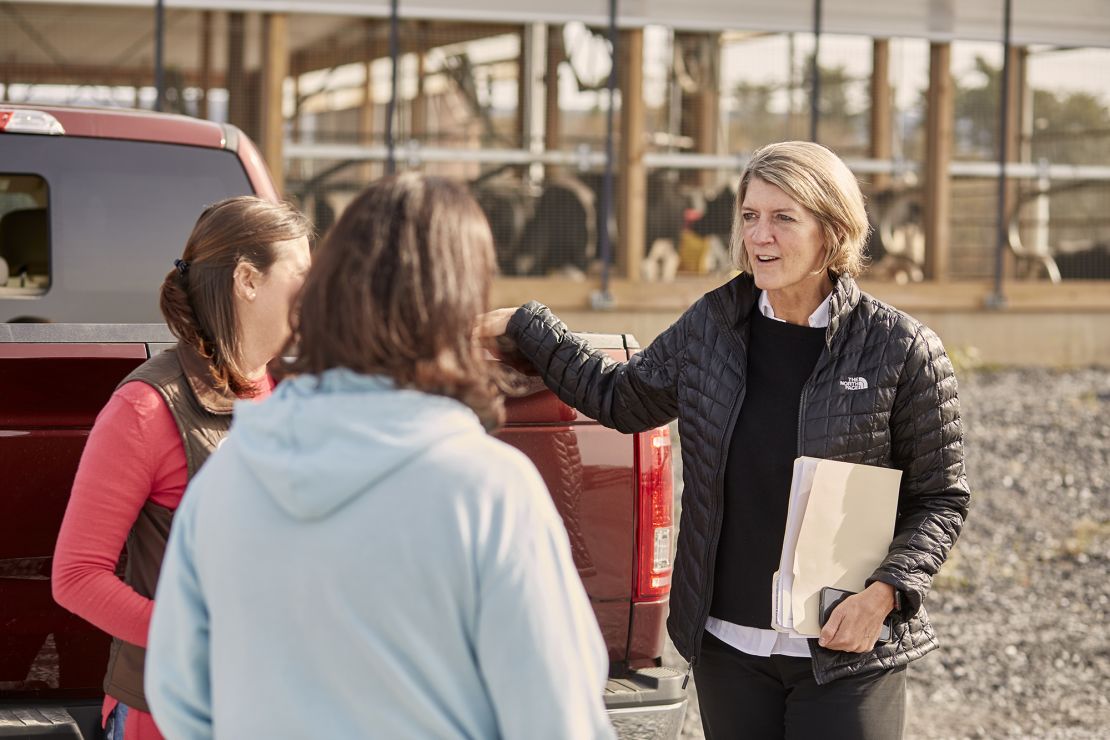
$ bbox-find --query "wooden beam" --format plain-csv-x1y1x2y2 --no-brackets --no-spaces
544,24,563,155
516,26,527,149
360,60,375,144
493,277,1110,315
695,35,720,190
289,73,302,183
618,28,646,282
869,38,892,191
226,11,248,132
291,22,517,78
0,62,226,88
291,74,301,139
923,42,953,281
490,277,1110,367
411,23,429,140
1001,45,1027,279
360,38,376,182
1005,46,1026,172
517,23,546,181
677,32,720,189
198,10,213,120
261,13,288,197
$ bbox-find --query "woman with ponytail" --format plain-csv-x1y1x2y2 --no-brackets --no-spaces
144,174,613,739
52,196,311,740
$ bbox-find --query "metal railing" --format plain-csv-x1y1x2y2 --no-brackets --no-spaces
285,143,1110,183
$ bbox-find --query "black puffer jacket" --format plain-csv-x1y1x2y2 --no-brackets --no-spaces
507,272,970,685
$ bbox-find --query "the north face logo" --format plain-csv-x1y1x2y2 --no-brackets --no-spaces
840,377,868,391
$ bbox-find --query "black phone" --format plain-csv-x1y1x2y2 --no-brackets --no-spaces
818,587,893,643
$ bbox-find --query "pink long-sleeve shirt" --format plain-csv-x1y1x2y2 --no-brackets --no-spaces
53,376,272,739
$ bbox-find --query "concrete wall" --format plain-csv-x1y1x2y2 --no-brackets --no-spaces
491,277,1110,368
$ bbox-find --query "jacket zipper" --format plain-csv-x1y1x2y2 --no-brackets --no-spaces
797,337,834,456
689,294,749,667
692,383,744,651
690,288,842,671
682,655,696,689
798,339,837,685
796,384,810,456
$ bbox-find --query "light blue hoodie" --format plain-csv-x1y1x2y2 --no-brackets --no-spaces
146,369,614,740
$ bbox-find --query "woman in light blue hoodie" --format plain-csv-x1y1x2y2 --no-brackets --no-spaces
145,174,614,740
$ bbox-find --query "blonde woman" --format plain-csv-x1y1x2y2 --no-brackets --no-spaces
477,141,970,738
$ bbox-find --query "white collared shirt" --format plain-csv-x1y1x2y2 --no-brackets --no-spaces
757,290,833,328
704,289,833,660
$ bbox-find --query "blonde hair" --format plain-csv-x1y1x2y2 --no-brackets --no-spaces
730,141,870,277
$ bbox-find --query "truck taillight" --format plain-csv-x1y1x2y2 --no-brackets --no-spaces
634,426,674,601
0,109,65,135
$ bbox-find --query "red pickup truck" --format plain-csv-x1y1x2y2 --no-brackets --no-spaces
0,105,686,738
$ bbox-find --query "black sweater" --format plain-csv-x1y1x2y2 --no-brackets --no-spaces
709,310,826,628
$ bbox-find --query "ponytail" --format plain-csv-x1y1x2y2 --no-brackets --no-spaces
160,267,208,358
160,196,310,397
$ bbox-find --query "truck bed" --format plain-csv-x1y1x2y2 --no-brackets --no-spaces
0,324,684,738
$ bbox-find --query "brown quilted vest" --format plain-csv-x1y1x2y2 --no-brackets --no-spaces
102,343,235,712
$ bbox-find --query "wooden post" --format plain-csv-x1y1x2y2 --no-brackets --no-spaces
411,44,428,140
696,35,720,190
869,38,892,192
360,21,376,146
290,74,300,142
1001,45,1027,278
516,27,527,149
226,12,247,132
518,23,547,182
677,32,720,189
261,13,288,197
288,73,301,183
618,28,646,281
360,22,377,182
923,42,953,281
198,10,212,120
361,59,375,141
545,25,563,154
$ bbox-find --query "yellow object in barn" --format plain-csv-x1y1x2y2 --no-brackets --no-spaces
678,229,712,274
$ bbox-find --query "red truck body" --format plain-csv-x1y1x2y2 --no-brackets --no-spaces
0,105,685,738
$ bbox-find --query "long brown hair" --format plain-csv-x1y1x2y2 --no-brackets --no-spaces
160,196,310,396
287,173,504,428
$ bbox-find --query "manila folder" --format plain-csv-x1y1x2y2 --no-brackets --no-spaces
789,459,901,637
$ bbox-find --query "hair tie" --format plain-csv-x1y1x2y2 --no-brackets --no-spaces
174,258,190,276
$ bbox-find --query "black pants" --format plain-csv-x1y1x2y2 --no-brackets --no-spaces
694,631,906,740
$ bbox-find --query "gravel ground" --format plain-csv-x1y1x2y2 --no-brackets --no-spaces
663,367,1110,739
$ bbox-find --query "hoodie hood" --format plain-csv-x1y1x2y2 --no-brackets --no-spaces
230,368,484,520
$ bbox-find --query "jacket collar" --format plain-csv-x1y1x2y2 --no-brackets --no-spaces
175,341,237,415
826,272,861,342
708,272,759,326
710,271,861,347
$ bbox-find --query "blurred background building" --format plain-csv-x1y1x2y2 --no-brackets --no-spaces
3,0,1110,363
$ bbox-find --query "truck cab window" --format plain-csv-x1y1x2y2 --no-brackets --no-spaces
0,174,49,296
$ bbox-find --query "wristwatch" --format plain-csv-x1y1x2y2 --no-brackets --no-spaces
891,588,903,613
